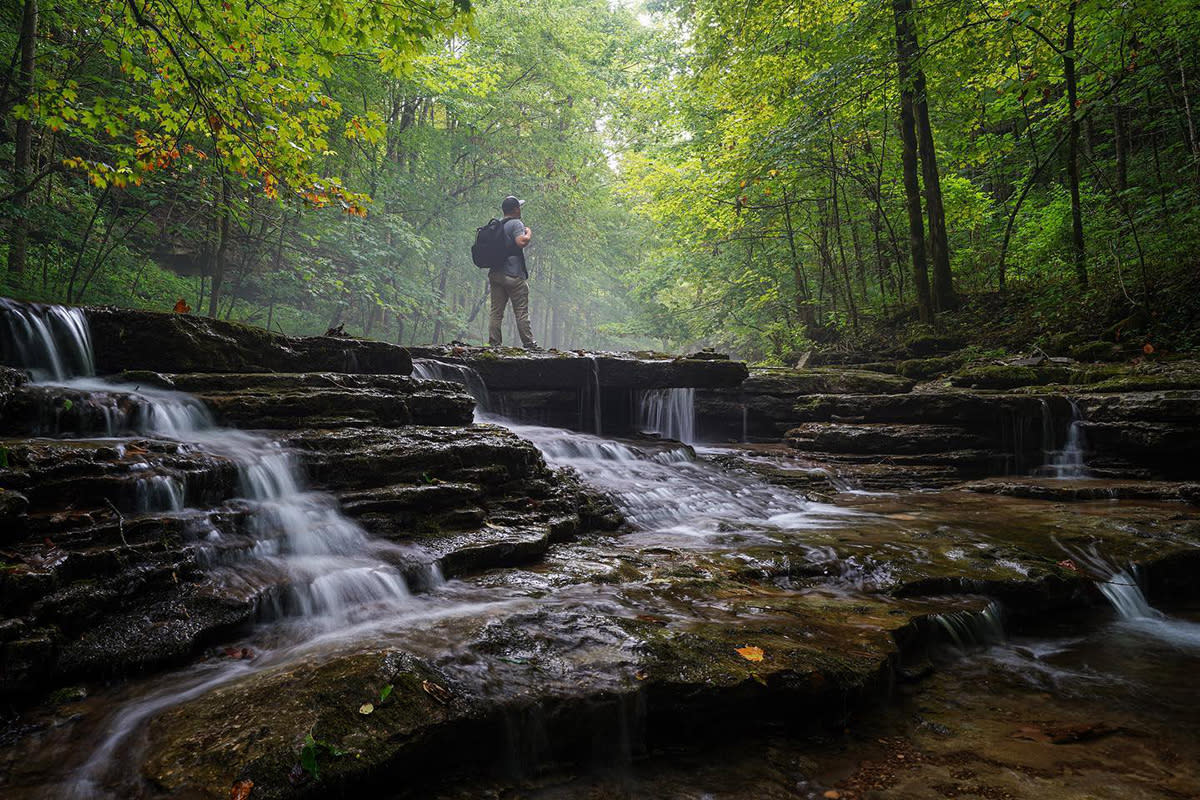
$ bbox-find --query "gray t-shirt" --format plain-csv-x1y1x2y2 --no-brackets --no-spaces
493,217,527,279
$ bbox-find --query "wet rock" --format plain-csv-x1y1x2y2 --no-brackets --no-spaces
85,305,413,376
960,477,1200,504
786,423,989,455
949,364,1074,389
895,355,966,381
407,347,748,390
695,368,916,442
741,369,915,396
160,372,475,429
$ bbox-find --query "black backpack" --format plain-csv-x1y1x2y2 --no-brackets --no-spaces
472,218,510,269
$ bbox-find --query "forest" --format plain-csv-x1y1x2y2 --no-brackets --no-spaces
2,0,1199,358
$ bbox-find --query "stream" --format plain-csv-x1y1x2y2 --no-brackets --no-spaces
1,304,1198,799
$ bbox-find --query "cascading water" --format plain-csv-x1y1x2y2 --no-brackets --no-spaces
1097,566,1162,621
412,358,491,417
0,301,419,623
1059,542,1200,650
1040,398,1089,478
0,298,96,380
638,387,696,445
511,423,858,549
931,601,1005,650
586,355,602,435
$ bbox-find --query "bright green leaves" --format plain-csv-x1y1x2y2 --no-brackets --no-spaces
35,0,470,214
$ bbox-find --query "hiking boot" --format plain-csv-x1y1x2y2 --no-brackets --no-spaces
525,342,544,352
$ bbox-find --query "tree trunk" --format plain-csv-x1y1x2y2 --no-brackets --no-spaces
7,0,38,277
892,0,933,323
901,0,954,310
913,87,954,309
1064,0,1088,287
208,174,232,317
781,191,817,334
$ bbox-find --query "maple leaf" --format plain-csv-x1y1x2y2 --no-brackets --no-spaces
735,645,764,662
174,298,192,313
230,779,254,800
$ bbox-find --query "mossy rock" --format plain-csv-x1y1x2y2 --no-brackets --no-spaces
896,355,965,381
1068,340,1127,363
903,333,963,357
948,364,1072,389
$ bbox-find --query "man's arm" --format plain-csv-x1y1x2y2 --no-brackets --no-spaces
515,226,531,248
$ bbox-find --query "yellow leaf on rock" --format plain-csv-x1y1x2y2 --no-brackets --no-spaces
735,645,764,662
359,702,374,715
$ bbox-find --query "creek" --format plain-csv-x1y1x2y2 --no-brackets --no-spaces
1,302,1198,799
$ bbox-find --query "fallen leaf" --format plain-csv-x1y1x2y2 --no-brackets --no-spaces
735,645,764,662
823,791,841,799
358,703,374,715
422,680,453,705
173,298,192,314
1143,343,1155,355
635,613,668,625
1011,721,1120,744
1057,559,1078,572
230,779,254,800
634,669,649,681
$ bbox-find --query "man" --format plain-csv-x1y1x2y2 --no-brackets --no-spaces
489,195,540,349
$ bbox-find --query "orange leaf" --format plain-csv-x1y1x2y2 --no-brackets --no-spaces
230,779,254,800
735,645,764,662
174,298,192,314
1143,343,1155,355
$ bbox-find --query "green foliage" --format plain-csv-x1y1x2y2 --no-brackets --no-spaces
298,730,346,780
612,0,1200,356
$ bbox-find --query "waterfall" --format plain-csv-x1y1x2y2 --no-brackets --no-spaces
1097,566,1162,621
587,355,602,435
0,299,95,380
411,358,491,416
638,387,696,445
931,601,1005,650
1040,399,1089,478
0,300,417,623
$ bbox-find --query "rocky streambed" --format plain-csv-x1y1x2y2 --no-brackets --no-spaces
1,300,1198,800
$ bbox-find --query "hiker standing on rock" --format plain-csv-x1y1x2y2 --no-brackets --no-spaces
487,195,539,350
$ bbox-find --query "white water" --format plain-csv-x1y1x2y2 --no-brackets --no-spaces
639,387,696,444
1041,398,1089,478
932,601,1005,650
1062,541,1200,651
412,357,491,417
586,355,602,435
0,298,96,380
1,302,419,624
512,423,859,548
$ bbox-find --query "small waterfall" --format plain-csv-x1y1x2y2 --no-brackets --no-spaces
1097,566,1162,621
134,474,186,513
931,601,1005,650
1,299,418,623
638,387,696,444
0,299,95,380
586,355,602,435
411,358,491,415
1040,399,1088,478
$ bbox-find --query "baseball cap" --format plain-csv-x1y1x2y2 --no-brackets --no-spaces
501,195,525,213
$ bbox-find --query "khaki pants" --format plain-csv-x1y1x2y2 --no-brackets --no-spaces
488,273,536,347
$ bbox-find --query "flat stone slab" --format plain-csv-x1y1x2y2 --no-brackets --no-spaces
960,477,1200,504
84,306,413,375
408,346,749,390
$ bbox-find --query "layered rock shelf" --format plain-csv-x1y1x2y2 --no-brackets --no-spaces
2,299,1199,800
